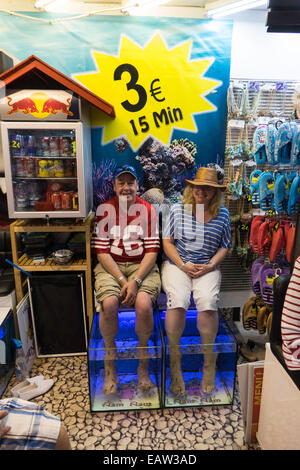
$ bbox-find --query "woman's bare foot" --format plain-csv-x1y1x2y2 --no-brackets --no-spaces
201,363,216,394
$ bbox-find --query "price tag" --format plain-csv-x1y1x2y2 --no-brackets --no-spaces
228,119,245,129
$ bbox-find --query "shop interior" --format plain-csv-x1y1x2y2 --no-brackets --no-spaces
0,0,300,452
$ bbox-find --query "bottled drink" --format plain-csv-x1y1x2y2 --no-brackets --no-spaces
13,338,28,382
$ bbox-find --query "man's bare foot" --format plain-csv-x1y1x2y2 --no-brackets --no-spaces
170,369,185,395
102,362,118,395
137,362,154,392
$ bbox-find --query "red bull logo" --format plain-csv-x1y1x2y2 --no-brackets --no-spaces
42,97,73,116
7,97,38,115
6,91,74,119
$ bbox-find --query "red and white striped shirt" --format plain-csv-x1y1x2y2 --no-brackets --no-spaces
91,195,160,263
281,256,300,370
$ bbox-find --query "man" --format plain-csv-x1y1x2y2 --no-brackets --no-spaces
92,165,161,395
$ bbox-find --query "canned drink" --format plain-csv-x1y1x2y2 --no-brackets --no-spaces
39,159,49,177
25,135,36,157
14,158,26,177
54,160,64,177
50,136,59,157
64,159,73,177
51,192,62,210
25,157,36,178
47,160,56,177
19,135,27,156
70,138,76,157
72,192,78,210
35,137,43,157
61,191,73,210
42,137,50,157
59,137,71,156
10,134,21,156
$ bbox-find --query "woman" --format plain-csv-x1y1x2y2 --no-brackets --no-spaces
162,167,231,395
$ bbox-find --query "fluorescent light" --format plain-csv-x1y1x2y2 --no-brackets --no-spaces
123,0,172,14
34,0,52,7
207,0,267,18
44,0,70,11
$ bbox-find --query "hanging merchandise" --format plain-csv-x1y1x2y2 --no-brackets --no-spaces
274,121,293,164
249,169,262,206
251,257,266,295
269,223,285,262
253,125,267,164
292,83,300,119
274,173,292,214
286,224,296,263
290,123,300,166
249,215,265,253
258,171,275,212
242,295,262,331
227,81,245,119
287,175,300,215
257,304,273,335
265,122,277,165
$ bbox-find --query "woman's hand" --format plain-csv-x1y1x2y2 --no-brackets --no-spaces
180,262,198,277
189,263,215,278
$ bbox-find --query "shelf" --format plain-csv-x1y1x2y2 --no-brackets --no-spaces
13,177,77,180
17,253,87,271
12,156,76,159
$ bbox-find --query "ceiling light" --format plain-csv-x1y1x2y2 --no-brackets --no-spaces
123,0,172,14
207,0,268,18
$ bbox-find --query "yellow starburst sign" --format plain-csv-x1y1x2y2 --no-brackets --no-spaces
74,33,222,150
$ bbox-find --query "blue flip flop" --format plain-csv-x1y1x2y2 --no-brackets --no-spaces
288,175,300,215
266,123,277,165
275,122,293,164
250,169,262,206
274,173,290,214
253,125,267,164
259,171,275,211
291,123,300,166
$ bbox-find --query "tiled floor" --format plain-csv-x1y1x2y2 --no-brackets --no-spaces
3,353,257,451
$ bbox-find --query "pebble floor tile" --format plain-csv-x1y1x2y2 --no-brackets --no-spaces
2,353,259,451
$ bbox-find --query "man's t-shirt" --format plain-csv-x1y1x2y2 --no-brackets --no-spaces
91,195,160,263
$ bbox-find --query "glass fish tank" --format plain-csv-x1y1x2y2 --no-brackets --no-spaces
160,310,237,408
88,309,164,412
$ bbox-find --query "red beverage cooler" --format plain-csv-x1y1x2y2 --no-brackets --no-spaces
1,120,91,218
0,86,97,219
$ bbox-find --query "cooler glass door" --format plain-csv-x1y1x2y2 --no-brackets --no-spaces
1,121,86,218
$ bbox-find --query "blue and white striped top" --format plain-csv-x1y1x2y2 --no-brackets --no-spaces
163,203,232,265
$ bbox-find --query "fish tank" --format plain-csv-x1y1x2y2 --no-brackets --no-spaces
88,309,164,412
160,310,237,408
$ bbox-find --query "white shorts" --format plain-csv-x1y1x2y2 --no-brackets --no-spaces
161,260,221,312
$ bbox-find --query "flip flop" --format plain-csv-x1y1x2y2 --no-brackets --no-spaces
250,169,262,206
259,172,275,212
286,225,296,263
269,225,285,262
249,215,265,253
266,122,277,165
288,175,300,216
253,125,267,164
274,174,290,214
251,257,265,295
291,123,300,166
275,122,293,164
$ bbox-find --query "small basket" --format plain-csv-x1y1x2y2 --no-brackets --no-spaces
51,249,74,265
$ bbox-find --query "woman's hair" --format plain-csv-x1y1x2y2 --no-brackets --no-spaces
181,184,222,219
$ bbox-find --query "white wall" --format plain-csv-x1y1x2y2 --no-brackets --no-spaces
230,9,300,81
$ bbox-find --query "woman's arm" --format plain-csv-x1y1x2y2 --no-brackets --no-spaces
192,247,229,278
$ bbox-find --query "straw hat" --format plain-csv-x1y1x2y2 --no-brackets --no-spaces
185,167,226,191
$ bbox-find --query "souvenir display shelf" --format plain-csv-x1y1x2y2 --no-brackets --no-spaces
9,214,94,330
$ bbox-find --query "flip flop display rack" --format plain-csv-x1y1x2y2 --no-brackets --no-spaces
223,79,300,339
